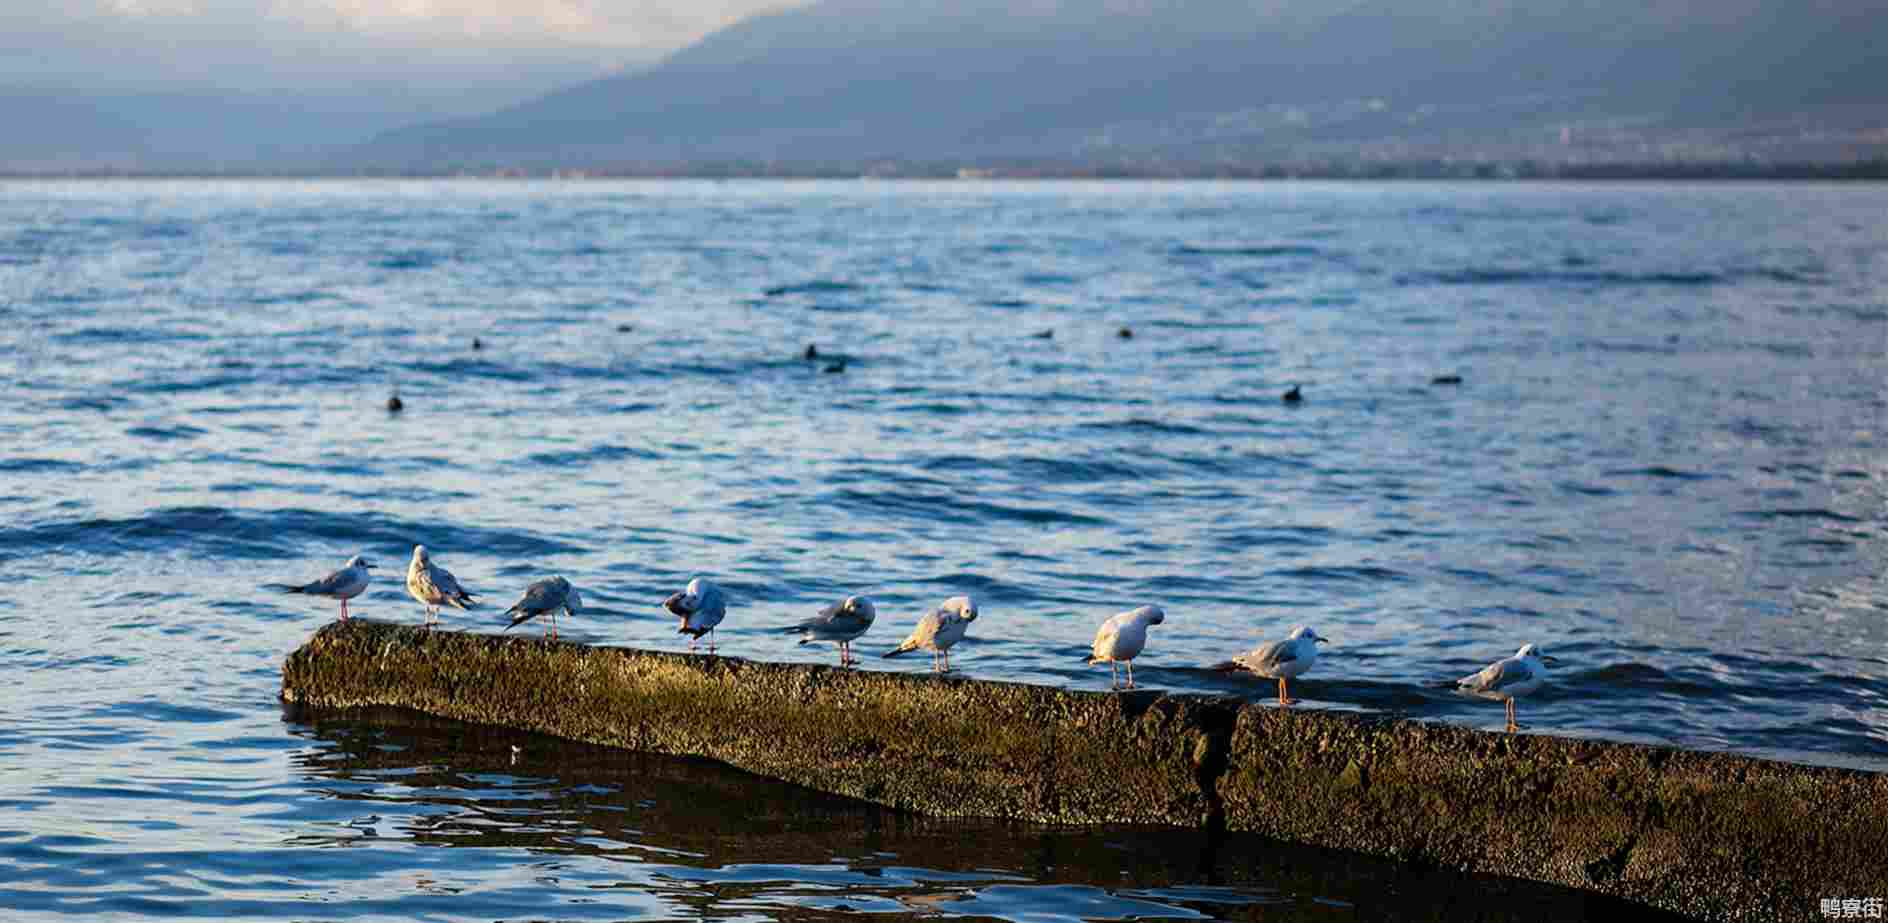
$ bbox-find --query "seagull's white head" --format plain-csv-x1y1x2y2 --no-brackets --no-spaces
1517,643,1558,664
943,595,978,622
1132,605,1165,625
412,545,430,564
1289,625,1327,644
565,586,584,615
346,555,376,570
844,596,877,623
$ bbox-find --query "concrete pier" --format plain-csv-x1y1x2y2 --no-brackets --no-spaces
282,619,1888,922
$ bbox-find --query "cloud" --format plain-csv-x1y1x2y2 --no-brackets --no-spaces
23,0,795,50
0,0,798,107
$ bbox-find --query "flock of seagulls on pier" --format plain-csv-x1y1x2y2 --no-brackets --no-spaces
274,548,1559,733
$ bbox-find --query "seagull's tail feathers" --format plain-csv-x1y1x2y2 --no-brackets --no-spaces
267,583,307,595
882,643,915,658
504,608,534,631
1208,659,1243,673
445,592,479,611
1083,653,1103,664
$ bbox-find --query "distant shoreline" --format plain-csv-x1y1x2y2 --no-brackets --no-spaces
5,158,1887,182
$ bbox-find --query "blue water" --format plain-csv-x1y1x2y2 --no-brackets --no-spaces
0,179,1883,919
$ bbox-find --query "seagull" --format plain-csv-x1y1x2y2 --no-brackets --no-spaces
502,576,582,640
883,596,979,673
405,545,478,628
270,555,376,620
785,595,877,666
1457,643,1559,732
1218,625,1328,705
1084,605,1166,689
664,577,727,653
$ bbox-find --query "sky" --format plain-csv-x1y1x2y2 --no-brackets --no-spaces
0,0,796,111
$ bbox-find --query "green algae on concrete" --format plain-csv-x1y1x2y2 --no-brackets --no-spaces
1219,704,1888,922
281,619,1223,825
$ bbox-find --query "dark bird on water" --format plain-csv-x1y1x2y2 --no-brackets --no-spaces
472,337,482,351
1431,374,1463,386
1282,384,1302,404
803,343,819,360
1030,329,1054,339
823,359,847,374
1117,326,1134,339
386,392,404,413
616,323,634,332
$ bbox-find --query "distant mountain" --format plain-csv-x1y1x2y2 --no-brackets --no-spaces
346,0,1888,171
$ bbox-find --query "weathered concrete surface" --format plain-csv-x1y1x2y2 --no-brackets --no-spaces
282,619,1223,826
283,619,1888,922
1221,707,1888,922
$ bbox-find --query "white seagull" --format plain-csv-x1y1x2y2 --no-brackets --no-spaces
883,595,979,673
1457,643,1559,733
1219,625,1328,705
271,554,376,620
502,576,583,640
405,545,479,628
785,595,877,666
664,577,727,653
1084,605,1166,689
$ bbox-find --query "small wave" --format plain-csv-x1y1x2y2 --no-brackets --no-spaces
1602,466,1717,482
0,506,583,563
1075,418,1211,437
376,250,443,270
126,424,207,441
824,488,1108,528
763,280,858,297
921,453,1147,484
525,444,661,468
0,458,83,474
1172,243,1320,257
1738,508,1864,525
1398,268,1725,288
1266,565,1409,584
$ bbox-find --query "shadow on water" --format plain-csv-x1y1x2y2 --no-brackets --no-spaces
284,706,1683,922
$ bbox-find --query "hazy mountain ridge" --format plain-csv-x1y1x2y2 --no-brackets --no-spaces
5,0,1884,173
344,0,1888,171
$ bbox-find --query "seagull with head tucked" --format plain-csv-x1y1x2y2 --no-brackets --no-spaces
664,577,727,653
502,576,582,640
405,545,478,628
1219,625,1328,705
271,554,376,621
1084,605,1165,690
786,595,877,666
883,596,978,673
1457,643,1559,732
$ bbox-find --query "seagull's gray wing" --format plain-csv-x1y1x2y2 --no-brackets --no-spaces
1238,639,1296,673
509,578,568,616
1461,657,1531,692
298,567,355,596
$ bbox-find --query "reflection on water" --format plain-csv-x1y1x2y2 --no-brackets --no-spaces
280,706,1678,921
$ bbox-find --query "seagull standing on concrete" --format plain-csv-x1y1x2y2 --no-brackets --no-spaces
270,555,376,621
503,576,582,640
786,595,877,666
1219,625,1328,705
405,545,478,628
883,596,979,673
1084,605,1166,689
1457,643,1558,733
664,577,727,653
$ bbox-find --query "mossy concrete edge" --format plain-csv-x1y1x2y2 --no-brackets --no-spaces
282,619,1888,923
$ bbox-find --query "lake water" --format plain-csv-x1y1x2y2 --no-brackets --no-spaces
1,179,1882,919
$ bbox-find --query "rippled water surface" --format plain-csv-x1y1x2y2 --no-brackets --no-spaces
1,179,1884,919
